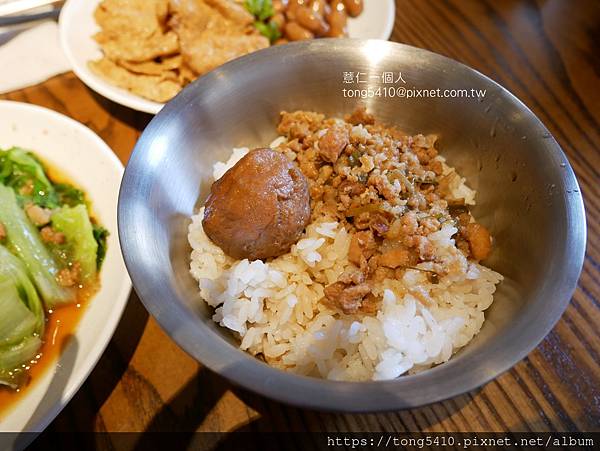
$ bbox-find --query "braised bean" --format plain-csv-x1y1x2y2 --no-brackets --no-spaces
343,0,363,17
326,27,346,38
329,0,346,13
285,0,305,21
285,21,315,40
270,12,286,29
272,0,286,13
295,6,329,35
326,0,347,37
309,0,327,16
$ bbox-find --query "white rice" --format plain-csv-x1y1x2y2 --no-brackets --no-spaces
188,148,503,381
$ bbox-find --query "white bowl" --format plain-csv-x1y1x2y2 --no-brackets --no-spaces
59,0,396,114
0,101,131,448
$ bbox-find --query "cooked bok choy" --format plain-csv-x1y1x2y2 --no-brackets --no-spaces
52,205,99,283
0,246,45,388
0,146,108,391
0,185,73,307
0,147,86,208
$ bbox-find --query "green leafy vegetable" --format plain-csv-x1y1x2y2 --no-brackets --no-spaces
0,148,52,191
254,20,281,43
244,0,274,21
0,246,44,335
93,224,109,270
0,245,45,388
0,282,37,347
244,0,280,42
0,146,107,389
0,147,59,208
0,336,42,388
0,184,73,307
52,205,98,283
55,183,85,207
0,147,85,209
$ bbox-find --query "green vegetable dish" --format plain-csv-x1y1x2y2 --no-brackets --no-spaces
245,0,281,43
0,147,108,390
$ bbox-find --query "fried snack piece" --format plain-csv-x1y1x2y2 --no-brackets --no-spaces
204,0,256,24
89,58,182,102
95,0,169,30
118,55,183,76
169,0,269,76
93,0,179,62
89,0,269,102
177,63,196,85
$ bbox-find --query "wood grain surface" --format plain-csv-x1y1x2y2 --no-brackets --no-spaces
1,0,598,441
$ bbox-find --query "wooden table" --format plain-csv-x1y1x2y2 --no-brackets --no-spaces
2,0,598,440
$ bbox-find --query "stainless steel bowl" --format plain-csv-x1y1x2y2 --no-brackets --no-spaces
118,40,586,411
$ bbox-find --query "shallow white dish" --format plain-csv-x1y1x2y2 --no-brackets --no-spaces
59,0,396,115
0,101,131,448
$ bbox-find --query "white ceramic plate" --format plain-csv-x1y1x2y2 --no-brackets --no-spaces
59,0,396,114
0,101,131,448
